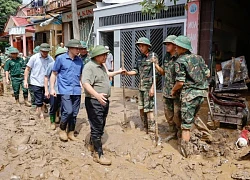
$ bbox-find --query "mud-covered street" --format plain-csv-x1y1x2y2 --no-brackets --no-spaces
0,87,250,180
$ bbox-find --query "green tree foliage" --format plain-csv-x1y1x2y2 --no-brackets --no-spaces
0,0,22,33
140,0,188,17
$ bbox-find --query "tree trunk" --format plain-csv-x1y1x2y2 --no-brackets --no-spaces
71,0,80,39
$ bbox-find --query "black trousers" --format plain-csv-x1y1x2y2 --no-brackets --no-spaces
85,97,109,139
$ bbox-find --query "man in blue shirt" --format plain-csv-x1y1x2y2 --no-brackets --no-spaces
50,39,83,142
44,47,67,130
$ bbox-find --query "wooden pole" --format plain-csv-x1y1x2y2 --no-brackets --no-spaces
71,0,80,39
121,51,127,126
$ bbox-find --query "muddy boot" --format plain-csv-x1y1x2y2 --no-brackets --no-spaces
93,152,112,166
165,124,178,142
59,122,68,141
148,120,156,133
24,98,31,107
0,82,4,96
92,137,111,165
50,115,56,130
67,121,78,141
179,140,193,158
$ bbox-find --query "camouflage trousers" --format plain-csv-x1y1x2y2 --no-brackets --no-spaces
163,96,181,128
11,77,29,100
138,90,154,113
181,96,204,130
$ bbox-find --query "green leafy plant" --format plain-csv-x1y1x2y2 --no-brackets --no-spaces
140,0,189,17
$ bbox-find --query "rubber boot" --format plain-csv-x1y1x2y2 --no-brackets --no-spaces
24,98,32,107
0,82,4,96
50,114,56,130
148,119,156,133
92,137,112,165
15,98,20,106
59,122,68,141
67,121,78,141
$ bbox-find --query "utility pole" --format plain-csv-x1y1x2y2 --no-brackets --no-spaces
71,0,80,39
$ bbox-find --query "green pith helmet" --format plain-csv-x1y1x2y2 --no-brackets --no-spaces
80,41,87,49
174,35,192,51
91,45,110,59
135,37,151,47
9,47,19,54
40,43,51,51
163,35,177,44
33,46,40,54
66,39,82,48
55,47,67,57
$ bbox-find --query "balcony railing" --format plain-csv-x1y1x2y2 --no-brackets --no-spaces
45,0,71,12
27,7,46,16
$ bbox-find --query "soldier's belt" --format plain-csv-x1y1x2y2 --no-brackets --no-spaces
11,75,23,78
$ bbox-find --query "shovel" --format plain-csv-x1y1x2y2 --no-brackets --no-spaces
152,53,161,146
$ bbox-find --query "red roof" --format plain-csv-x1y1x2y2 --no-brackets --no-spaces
11,16,35,33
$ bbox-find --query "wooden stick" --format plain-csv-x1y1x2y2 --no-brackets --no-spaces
121,51,127,126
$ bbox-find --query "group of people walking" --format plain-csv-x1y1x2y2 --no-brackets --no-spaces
0,34,212,165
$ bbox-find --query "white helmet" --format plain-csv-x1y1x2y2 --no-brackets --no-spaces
236,137,248,148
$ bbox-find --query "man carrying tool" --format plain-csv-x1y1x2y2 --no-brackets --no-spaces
82,45,123,165
151,35,181,139
4,48,31,106
171,35,212,157
125,37,158,135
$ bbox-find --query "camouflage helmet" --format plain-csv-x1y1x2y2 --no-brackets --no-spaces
80,41,87,49
33,46,40,54
66,39,82,48
55,47,67,57
163,35,177,44
174,35,192,51
40,43,51,51
9,47,19,54
135,37,151,47
91,45,110,59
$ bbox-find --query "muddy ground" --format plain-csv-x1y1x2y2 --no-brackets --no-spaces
0,85,250,180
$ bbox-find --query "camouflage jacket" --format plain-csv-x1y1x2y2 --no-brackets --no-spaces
162,52,179,98
132,51,158,91
80,54,91,66
175,51,210,101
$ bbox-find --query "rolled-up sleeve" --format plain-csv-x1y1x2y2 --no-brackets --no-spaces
175,62,186,82
132,57,139,74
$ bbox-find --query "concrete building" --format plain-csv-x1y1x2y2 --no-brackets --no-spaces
94,0,187,88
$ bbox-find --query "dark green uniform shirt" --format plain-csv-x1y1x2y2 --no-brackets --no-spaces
82,60,111,98
162,52,178,98
4,57,26,77
80,54,91,66
132,51,158,91
175,51,210,101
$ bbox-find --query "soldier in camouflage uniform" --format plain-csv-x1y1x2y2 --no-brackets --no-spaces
152,35,181,138
79,41,91,66
171,35,212,157
125,37,158,134
4,48,31,106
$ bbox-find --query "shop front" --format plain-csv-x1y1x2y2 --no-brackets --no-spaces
62,5,95,48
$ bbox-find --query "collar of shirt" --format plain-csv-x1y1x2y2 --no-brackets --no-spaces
90,60,104,68
39,53,49,60
65,52,80,61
